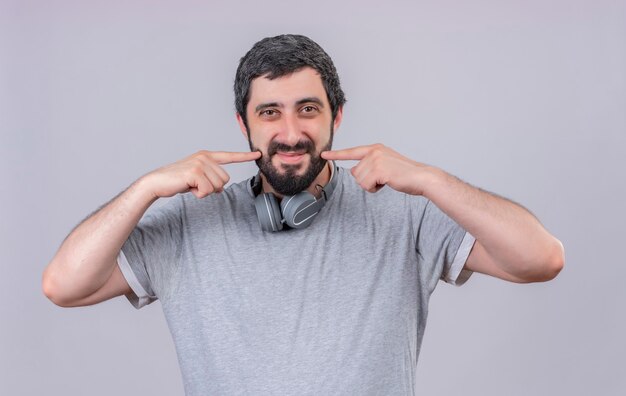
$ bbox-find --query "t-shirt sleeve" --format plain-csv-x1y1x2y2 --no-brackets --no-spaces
117,195,184,309
415,199,475,287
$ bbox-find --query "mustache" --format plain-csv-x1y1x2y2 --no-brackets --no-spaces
267,140,315,157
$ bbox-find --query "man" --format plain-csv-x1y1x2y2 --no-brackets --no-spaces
43,34,564,394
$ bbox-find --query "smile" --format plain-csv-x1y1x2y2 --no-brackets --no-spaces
275,151,307,164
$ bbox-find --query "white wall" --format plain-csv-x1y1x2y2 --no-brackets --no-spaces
1,1,624,394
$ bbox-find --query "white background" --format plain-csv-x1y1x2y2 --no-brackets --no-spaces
1,0,624,394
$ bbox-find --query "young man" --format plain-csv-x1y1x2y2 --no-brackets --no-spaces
43,34,564,394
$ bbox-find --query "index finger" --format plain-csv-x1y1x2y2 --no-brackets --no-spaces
321,145,372,161
211,150,262,164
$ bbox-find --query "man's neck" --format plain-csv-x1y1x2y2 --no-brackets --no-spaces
261,161,332,200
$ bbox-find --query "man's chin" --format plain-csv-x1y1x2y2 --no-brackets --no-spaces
260,161,319,196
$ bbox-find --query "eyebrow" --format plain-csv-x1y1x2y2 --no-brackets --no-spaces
296,97,325,108
255,102,280,113
254,97,325,113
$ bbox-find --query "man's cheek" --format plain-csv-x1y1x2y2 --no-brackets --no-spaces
248,140,269,157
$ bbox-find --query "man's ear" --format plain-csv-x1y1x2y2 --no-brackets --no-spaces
236,113,248,140
333,105,344,132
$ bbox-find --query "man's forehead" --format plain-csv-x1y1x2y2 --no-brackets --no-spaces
247,67,327,106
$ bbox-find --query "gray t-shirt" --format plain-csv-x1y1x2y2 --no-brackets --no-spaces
118,166,475,395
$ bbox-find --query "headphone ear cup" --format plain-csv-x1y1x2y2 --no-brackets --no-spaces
280,192,319,229
254,193,283,232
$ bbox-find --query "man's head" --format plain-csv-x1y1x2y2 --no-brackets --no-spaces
234,34,346,196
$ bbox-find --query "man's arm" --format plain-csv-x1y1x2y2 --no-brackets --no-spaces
42,150,261,307
42,180,156,307
422,169,564,283
321,144,564,283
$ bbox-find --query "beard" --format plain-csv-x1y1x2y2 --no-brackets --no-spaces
249,129,333,196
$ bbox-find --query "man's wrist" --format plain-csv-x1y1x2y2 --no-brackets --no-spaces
129,176,160,208
418,165,451,201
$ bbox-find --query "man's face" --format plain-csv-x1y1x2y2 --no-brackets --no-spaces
237,67,342,196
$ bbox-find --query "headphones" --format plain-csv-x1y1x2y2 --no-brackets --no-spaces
251,161,339,232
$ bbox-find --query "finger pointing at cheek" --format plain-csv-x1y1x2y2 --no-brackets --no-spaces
323,144,432,196
321,145,374,161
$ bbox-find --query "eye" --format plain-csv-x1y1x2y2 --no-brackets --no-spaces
301,105,318,114
260,109,278,117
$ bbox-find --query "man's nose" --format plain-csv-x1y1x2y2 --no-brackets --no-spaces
278,113,303,147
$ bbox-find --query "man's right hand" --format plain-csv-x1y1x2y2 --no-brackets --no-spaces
141,150,261,199
43,149,261,307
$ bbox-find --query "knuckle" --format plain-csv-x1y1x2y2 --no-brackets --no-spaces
195,150,214,163
372,144,385,155
197,186,212,197
211,180,222,191
190,166,204,176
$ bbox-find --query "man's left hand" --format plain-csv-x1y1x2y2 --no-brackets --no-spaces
321,144,435,196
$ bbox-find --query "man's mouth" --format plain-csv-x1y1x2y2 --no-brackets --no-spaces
275,151,307,164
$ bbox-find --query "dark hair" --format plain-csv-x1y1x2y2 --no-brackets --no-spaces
234,34,346,130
